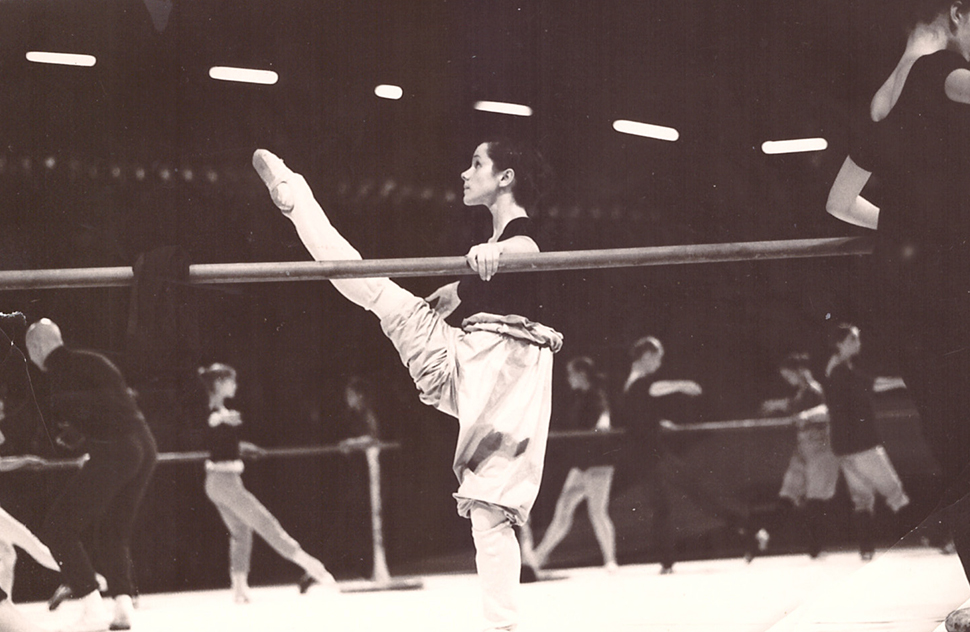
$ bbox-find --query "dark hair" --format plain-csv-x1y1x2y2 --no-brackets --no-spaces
483,137,548,210
197,363,236,394
906,0,964,31
827,323,858,350
629,336,664,360
779,352,812,373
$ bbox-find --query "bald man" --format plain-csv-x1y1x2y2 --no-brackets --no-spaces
26,319,157,632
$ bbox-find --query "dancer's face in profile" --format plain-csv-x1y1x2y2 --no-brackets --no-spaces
215,376,237,400
634,350,663,376
567,367,591,392
461,143,506,207
345,387,362,410
838,327,862,359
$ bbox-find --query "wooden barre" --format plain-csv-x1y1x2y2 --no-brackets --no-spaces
7,441,401,471
0,237,874,290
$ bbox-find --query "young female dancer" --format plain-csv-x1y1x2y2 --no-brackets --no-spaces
527,356,617,574
198,363,335,603
763,353,838,557
253,140,562,632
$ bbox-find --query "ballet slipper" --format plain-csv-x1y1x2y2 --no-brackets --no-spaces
108,595,133,631
60,591,111,632
252,149,296,211
293,551,337,591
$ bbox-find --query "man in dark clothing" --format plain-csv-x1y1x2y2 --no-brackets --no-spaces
824,323,910,560
616,336,760,574
26,319,157,632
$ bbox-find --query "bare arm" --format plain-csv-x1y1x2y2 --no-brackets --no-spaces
945,68,970,104
649,380,702,397
466,235,539,281
826,156,879,229
873,376,907,393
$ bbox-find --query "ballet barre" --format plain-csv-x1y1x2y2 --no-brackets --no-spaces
0,237,874,290
4,440,424,593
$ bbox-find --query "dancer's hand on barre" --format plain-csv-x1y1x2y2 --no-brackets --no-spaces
794,404,829,429
339,435,379,454
240,441,267,459
466,242,505,281
425,281,460,319
659,419,678,431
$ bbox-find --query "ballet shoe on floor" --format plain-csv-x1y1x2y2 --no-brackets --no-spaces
49,583,73,611
59,603,112,632
109,595,133,630
50,575,108,611
297,572,315,594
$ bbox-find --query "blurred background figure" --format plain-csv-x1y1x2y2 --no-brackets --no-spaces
336,376,382,579
26,317,158,632
526,356,616,576
824,324,910,561
762,352,838,558
197,363,335,602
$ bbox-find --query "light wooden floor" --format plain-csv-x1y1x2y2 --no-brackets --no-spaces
12,546,969,632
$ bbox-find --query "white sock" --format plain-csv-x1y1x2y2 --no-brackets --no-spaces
471,509,520,630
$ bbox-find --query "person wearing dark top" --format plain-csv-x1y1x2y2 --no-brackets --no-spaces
335,376,381,580
823,324,910,561
254,139,562,632
826,4,970,606
615,336,764,574
527,356,617,575
763,353,838,558
196,363,334,603
24,318,157,632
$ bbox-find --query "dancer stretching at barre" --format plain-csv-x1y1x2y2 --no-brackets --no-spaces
254,139,562,632
763,352,838,558
524,356,617,576
197,363,335,603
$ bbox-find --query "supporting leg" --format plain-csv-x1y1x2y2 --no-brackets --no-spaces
470,504,520,631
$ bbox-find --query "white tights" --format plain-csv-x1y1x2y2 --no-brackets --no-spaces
470,504,521,631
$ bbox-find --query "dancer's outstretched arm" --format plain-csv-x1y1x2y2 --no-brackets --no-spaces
0,508,58,571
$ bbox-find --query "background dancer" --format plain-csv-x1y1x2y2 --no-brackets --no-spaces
762,352,838,558
25,319,157,632
616,336,762,574
526,356,616,575
197,363,335,603
253,139,561,632
823,324,910,561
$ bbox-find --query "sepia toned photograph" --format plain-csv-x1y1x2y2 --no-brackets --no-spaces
0,1,969,630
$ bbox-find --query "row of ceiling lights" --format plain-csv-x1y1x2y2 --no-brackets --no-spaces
25,51,828,155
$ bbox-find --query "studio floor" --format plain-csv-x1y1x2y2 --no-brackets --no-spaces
14,545,969,632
